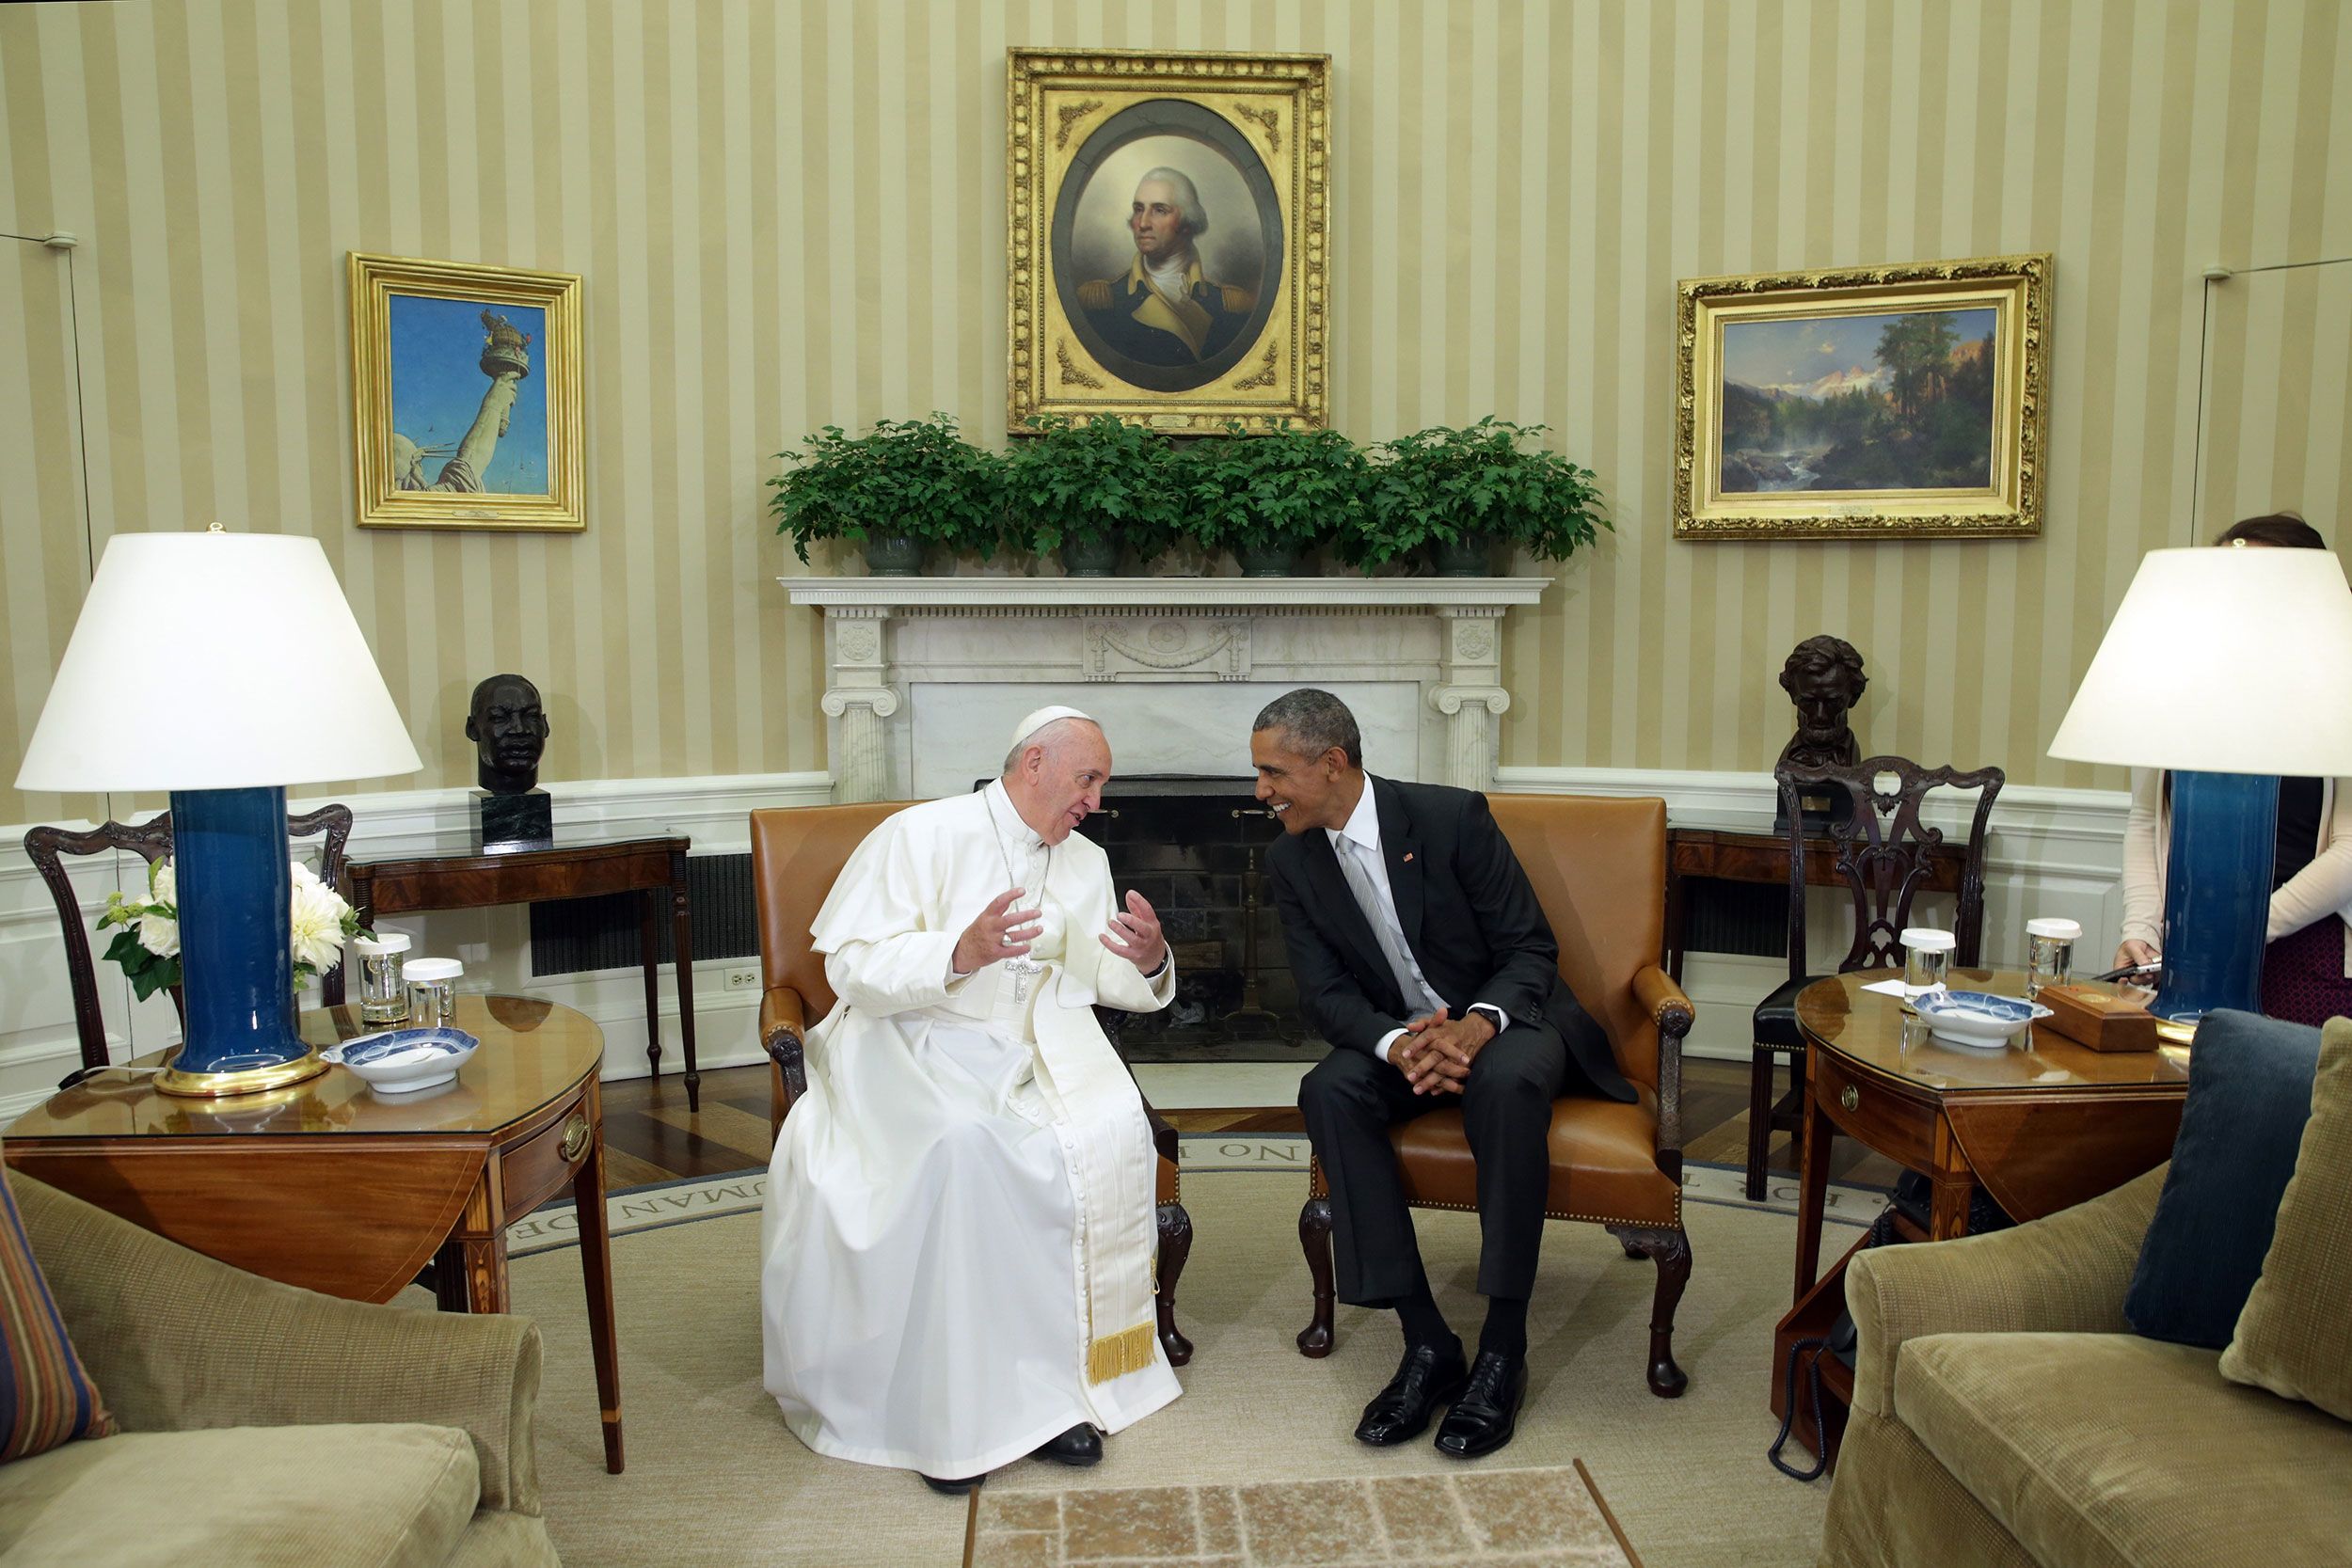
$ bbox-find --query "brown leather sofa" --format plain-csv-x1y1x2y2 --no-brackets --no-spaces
750,800,1194,1365
1295,793,1698,1396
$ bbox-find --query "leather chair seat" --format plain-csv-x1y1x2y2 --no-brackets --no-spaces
1391,1089,1678,1228
1752,973,1826,1052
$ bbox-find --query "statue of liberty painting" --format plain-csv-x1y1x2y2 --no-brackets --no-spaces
388,302,548,496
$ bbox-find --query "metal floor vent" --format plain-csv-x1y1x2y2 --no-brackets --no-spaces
528,851,760,977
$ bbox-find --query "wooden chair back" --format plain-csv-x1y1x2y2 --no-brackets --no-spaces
1773,756,2003,981
24,803,357,1072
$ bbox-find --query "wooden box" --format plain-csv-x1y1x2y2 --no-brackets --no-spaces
2039,984,2161,1052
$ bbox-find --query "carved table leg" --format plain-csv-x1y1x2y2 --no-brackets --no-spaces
1608,1224,1693,1398
438,1167,512,1314
670,849,699,1113
573,1084,625,1474
1297,1195,1336,1357
1154,1201,1194,1367
638,888,664,1090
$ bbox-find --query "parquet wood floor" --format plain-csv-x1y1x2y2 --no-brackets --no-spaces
603,1056,1899,1190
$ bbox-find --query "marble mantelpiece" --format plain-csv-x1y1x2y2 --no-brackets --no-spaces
784,577,1547,800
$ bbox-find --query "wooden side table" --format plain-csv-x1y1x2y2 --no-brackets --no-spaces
3,995,626,1474
347,833,703,1110
1771,970,2188,1468
1663,825,1967,981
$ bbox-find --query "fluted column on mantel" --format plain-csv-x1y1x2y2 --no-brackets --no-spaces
819,608,897,802
1432,608,1510,792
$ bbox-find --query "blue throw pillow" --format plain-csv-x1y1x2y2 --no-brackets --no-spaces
2125,1008,2324,1348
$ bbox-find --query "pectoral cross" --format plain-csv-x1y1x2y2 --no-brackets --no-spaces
1004,957,1045,1003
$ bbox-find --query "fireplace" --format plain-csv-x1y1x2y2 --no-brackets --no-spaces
786,576,1548,803
1074,777,1311,1063
787,576,1550,1063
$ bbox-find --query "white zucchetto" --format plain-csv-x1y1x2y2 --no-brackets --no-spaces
1007,705,1096,752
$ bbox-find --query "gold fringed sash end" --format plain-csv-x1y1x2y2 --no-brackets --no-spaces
1085,1321,1157,1385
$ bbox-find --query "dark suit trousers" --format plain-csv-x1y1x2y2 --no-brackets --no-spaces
1299,1023,1572,1306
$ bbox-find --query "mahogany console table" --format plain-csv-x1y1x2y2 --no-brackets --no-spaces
1771,970,2188,1468
4,995,626,1473
346,832,702,1110
1664,824,1968,981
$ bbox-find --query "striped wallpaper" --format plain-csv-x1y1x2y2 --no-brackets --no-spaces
3,0,2348,832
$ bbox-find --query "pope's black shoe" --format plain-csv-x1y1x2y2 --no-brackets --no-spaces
921,1473,982,1495
1354,1340,1470,1446
1433,1350,1527,1460
1032,1424,1103,1467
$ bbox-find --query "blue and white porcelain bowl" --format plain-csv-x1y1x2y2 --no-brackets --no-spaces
322,1026,480,1093
1913,990,2052,1050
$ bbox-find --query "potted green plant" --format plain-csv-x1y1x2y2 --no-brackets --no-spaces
1003,415,1182,576
1346,417,1610,576
1174,424,1370,577
770,413,1005,576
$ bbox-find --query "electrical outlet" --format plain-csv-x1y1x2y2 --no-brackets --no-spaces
723,963,763,991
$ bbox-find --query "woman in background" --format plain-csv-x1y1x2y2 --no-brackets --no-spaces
2116,513,2352,1026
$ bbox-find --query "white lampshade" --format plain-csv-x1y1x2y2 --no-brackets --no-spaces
2048,546,2352,777
15,530,423,792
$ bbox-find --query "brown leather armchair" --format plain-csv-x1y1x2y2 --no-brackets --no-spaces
750,801,1194,1366
1296,793,1697,1397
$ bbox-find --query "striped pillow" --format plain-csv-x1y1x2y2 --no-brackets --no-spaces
1,1161,114,1463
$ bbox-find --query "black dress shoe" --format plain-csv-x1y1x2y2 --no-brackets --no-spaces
1032,1424,1103,1466
921,1473,982,1495
1434,1351,1527,1460
1354,1340,1470,1446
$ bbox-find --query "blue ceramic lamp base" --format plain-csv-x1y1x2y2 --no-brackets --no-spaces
2153,768,2277,1024
152,784,326,1098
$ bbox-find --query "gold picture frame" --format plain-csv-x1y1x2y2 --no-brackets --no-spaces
1676,253,2051,540
349,251,584,531
1007,48,1329,431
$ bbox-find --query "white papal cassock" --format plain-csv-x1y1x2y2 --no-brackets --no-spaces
759,780,1182,1476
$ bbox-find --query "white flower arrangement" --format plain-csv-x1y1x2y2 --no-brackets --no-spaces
98,856,370,1000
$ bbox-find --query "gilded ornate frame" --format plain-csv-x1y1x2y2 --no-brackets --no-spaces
1675,254,2051,540
1007,48,1329,431
349,251,585,531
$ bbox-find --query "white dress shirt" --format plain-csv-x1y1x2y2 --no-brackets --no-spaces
1326,779,1511,1063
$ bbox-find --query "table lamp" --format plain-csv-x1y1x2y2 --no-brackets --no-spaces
14,529,423,1096
2049,545,2352,1022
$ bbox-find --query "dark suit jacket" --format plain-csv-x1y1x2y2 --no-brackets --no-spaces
1264,776,1634,1103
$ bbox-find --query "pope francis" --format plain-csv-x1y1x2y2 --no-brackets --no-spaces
759,706,1183,1493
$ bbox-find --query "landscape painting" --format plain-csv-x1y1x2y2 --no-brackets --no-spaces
1718,308,1997,494
1675,254,2051,540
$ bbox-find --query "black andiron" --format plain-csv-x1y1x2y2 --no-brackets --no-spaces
1223,807,1295,1044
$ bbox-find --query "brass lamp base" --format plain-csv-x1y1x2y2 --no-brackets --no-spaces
154,1044,329,1099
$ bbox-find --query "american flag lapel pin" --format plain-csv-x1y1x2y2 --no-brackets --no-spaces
1402,852,1414,863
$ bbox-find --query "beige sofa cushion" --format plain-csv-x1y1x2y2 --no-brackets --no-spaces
0,1422,480,1567
1897,1331,2352,1568
2222,1018,2352,1420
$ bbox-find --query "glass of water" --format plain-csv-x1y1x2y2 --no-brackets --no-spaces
2025,917,2081,1000
1901,927,1955,997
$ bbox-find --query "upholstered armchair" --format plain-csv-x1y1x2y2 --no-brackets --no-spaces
1295,793,1698,1397
749,801,1194,1366
1,1169,557,1566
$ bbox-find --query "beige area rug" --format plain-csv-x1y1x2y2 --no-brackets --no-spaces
501,1159,1863,1568
969,1462,1642,1566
